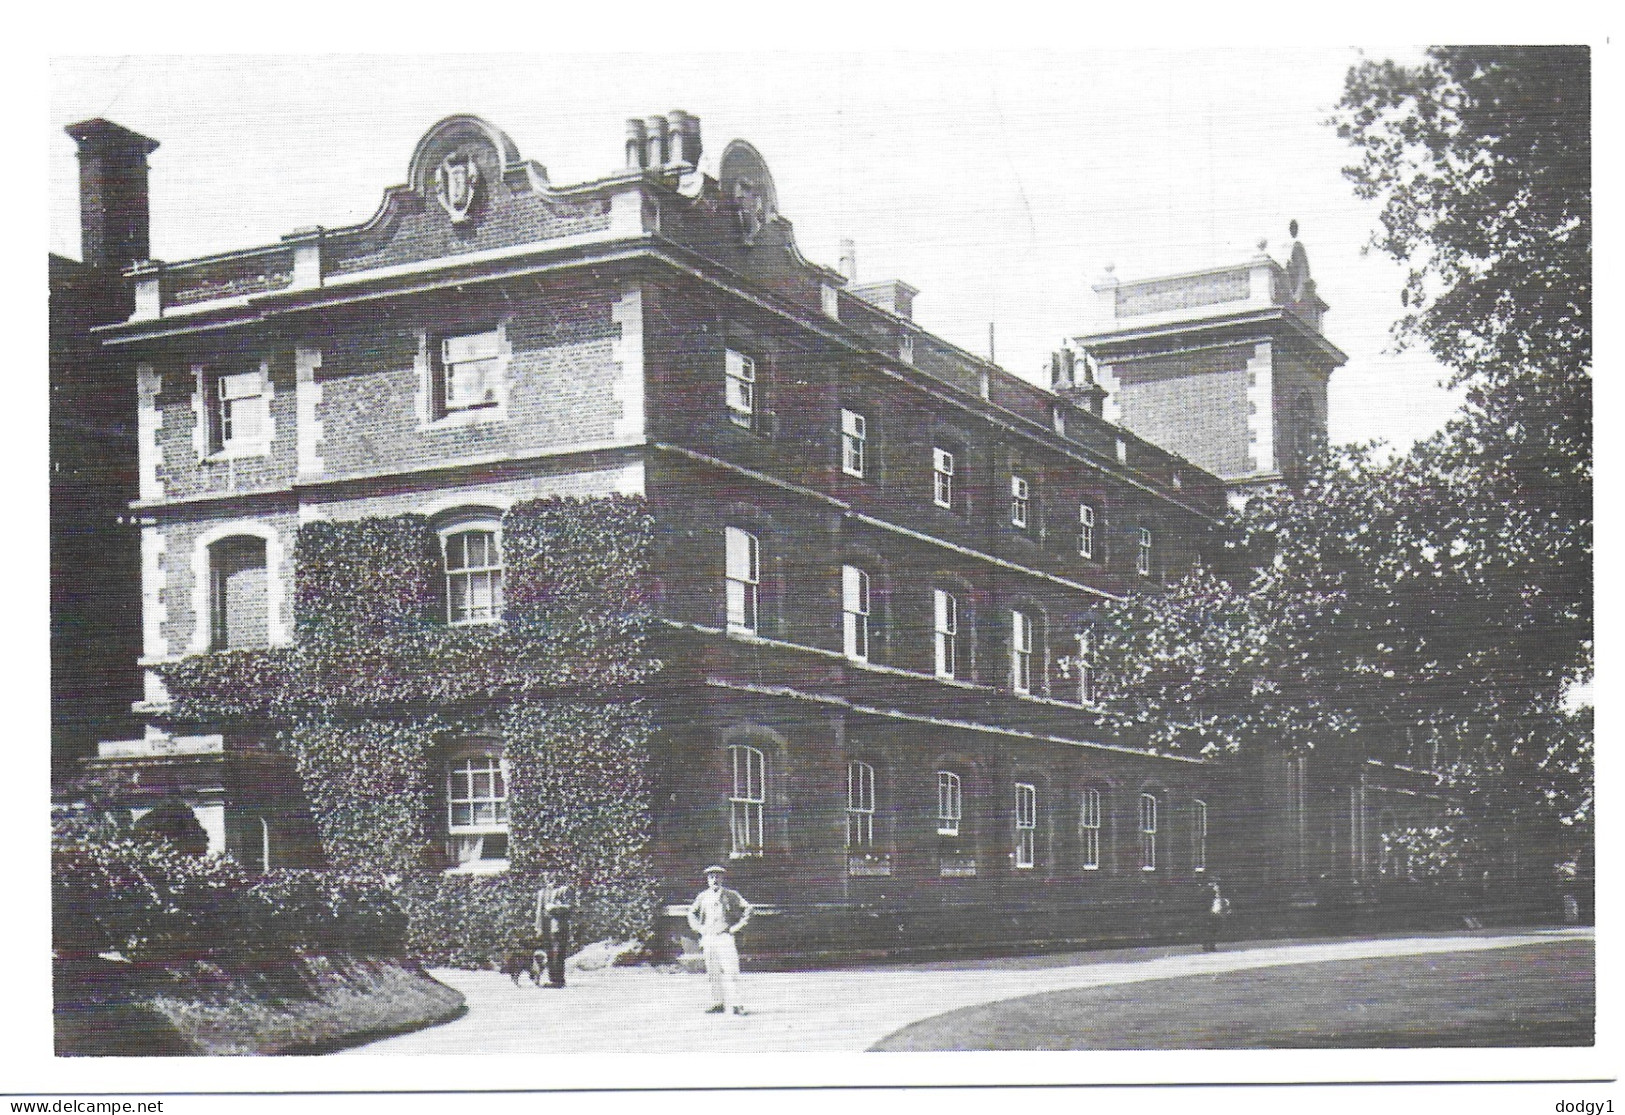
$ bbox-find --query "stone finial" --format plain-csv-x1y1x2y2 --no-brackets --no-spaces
1289,219,1300,239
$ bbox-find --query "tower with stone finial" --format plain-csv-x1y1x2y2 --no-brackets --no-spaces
1073,222,1344,497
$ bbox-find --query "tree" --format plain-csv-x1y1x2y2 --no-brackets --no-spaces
1332,47,1592,691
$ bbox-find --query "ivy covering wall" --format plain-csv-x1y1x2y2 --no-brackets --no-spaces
155,497,660,966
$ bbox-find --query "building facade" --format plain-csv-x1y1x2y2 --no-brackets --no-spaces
65,111,1442,959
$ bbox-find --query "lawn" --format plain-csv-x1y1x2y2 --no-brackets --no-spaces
870,939,1593,1050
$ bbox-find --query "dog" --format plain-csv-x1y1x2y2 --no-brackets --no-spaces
499,940,546,987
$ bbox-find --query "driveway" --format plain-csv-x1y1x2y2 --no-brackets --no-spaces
343,927,1592,1054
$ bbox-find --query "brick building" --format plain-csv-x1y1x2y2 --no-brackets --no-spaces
64,112,1443,957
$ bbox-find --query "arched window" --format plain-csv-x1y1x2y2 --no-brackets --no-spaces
936,770,962,836
847,760,877,849
1080,787,1104,871
442,524,503,625
728,743,767,857
208,535,269,650
445,745,509,871
1139,792,1159,871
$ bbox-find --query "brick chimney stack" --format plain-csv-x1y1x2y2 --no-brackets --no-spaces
1051,346,1108,417
65,118,160,272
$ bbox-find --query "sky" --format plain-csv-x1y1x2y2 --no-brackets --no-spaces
48,50,1467,455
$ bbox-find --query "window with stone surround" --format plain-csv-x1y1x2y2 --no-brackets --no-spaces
207,535,269,651
433,329,503,418
204,364,270,456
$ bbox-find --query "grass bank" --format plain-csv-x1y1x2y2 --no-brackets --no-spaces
54,951,465,1056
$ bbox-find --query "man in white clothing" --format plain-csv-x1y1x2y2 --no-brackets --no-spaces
686,865,753,1015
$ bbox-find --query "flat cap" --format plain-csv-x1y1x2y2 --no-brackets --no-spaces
703,864,728,876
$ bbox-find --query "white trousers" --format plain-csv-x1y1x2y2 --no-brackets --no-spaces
701,932,743,1008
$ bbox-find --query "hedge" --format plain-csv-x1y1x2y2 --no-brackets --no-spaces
52,812,405,960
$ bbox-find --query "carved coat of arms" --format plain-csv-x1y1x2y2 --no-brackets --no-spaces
732,177,771,244
435,152,480,223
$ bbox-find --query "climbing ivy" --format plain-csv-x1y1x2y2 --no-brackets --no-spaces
153,496,661,965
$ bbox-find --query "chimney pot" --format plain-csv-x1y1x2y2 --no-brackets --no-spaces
643,116,668,172
626,119,648,169
839,239,856,281
679,112,703,165
663,112,687,169
65,117,160,272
